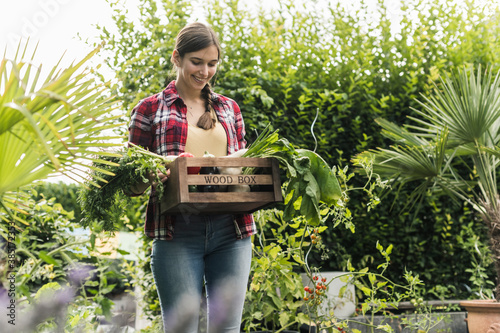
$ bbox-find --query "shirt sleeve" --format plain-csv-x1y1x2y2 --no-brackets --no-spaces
232,101,247,150
126,100,154,197
128,99,154,149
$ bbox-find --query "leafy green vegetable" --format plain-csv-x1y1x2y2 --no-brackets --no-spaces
296,149,342,205
78,144,175,231
243,126,342,225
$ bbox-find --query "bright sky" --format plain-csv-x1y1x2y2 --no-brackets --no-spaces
0,0,266,71
0,0,401,70
1,0,493,76
0,0,118,70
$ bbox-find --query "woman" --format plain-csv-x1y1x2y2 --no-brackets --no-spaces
127,22,255,333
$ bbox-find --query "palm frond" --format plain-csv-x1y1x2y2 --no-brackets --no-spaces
0,40,124,195
375,118,430,146
360,65,500,219
411,65,500,145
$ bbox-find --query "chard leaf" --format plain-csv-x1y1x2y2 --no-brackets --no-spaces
296,149,342,204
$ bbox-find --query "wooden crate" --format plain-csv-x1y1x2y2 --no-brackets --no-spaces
160,157,282,215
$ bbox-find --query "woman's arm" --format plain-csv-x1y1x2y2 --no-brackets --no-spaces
232,101,247,150
127,99,170,195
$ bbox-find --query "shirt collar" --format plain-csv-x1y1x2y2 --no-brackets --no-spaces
163,81,181,107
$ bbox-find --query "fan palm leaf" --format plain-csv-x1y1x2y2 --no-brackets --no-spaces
411,66,500,146
356,65,500,299
0,41,124,209
360,66,500,209
356,126,463,210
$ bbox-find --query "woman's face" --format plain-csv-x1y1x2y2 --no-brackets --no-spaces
174,45,219,92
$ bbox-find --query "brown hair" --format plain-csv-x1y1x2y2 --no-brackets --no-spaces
172,22,221,130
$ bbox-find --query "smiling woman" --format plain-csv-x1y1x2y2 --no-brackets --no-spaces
170,23,221,130
173,45,220,128
126,22,254,333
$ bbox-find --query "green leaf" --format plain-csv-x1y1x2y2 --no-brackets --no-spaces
99,297,114,318
296,149,342,203
85,281,99,287
101,283,117,294
69,314,81,328
39,251,58,265
269,293,283,308
293,253,305,265
339,285,347,298
116,248,130,255
279,311,290,328
359,267,369,274
361,286,372,296
90,233,96,250
34,282,61,300
378,281,388,288
268,245,280,260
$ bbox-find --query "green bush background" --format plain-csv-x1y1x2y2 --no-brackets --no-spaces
42,0,499,301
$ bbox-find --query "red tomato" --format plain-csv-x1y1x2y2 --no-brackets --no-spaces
179,152,200,174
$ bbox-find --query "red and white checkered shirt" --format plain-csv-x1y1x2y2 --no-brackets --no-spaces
128,80,256,240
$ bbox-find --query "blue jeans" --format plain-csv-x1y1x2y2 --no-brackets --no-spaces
151,214,252,333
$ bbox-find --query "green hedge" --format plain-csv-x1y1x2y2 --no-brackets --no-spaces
91,0,500,298
33,182,82,222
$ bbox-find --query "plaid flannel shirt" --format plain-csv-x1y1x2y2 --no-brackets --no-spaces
128,81,256,240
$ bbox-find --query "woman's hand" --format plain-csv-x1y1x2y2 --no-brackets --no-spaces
130,168,170,194
148,168,171,187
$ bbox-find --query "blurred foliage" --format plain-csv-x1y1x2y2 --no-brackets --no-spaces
33,181,149,231
33,182,83,222
90,0,500,307
0,38,128,332
0,193,129,331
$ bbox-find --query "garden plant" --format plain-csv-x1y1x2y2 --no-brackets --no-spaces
241,161,448,333
356,65,500,301
0,42,126,331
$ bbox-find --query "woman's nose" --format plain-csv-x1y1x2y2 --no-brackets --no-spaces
199,65,208,76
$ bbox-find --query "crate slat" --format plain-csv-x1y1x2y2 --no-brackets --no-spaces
187,192,275,203
186,174,273,185
184,157,272,168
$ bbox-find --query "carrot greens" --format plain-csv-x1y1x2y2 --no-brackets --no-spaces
78,144,175,231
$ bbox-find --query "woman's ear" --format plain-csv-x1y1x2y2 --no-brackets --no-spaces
171,49,181,67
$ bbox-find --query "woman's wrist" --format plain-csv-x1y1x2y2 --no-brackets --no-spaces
130,180,150,195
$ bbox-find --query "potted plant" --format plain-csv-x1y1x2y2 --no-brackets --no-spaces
355,65,500,332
